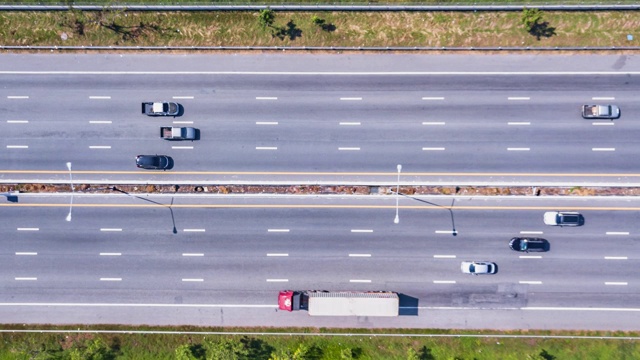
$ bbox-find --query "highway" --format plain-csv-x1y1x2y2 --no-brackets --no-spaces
1,54,640,185
1,193,639,330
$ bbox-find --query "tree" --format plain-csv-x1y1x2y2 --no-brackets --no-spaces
176,344,200,360
203,338,249,360
521,8,543,33
68,338,115,360
258,8,275,29
406,347,419,360
269,344,309,360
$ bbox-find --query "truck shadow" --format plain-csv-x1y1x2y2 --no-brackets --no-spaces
398,293,419,316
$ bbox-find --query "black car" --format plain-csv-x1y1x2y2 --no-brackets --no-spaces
136,155,171,170
509,237,550,252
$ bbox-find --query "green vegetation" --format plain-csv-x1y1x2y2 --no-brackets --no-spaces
0,9,638,48
0,326,639,359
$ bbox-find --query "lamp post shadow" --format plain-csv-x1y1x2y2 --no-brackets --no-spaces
111,187,178,234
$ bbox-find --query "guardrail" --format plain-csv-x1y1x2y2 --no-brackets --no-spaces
1,4,640,11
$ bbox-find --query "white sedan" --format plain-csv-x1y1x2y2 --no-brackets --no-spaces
461,261,497,275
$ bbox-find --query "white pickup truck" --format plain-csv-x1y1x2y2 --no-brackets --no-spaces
142,102,179,116
581,105,620,119
160,127,197,140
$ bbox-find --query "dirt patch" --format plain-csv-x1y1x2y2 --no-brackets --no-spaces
3,183,638,196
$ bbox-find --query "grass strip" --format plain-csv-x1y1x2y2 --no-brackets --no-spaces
0,324,639,359
0,10,638,48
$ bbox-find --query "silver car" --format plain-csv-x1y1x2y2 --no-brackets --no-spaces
461,261,497,275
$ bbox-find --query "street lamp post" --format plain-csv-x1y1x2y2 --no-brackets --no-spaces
66,162,74,222
394,164,402,224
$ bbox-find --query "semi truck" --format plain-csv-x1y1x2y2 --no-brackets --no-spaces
142,101,179,116
160,126,197,140
278,290,399,317
581,104,620,119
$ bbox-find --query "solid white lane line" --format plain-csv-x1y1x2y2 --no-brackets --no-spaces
7,96,29,99
592,97,615,100
523,307,640,312
592,122,614,126
268,229,290,232
508,97,530,100
351,229,373,233
266,279,288,282
592,148,615,151
172,146,193,149
256,97,277,100
256,121,278,125
605,282,628,286
606,232,629,235
173,121,193,124
7,120,28,123
100,228,122,232
338,147,360,151
182,278,204,282
100,278,122,281
604,256,628,260
519,255,542,259
433,255,456,259
508,122,531,125
89,96,111,99
267,253,289,257
422,122,445,125
340,97,362,101
89,146,111,149
339,122,361,126
100,253,121,256
15,277,37,281
422,97,445,100
17,228,39,231
519,281,542,284
422,147,445,151
89,120,112,124
433,280,456,284
507,148,530,151
183,229,205,232
182,253,204,257
435,230,457,234
349,279,371,283
15,252,37,256
173,96,194,99
520,231,543,234
6,145,28,149
256,147,277,150
349,254,371,257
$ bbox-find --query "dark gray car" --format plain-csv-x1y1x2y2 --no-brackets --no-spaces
509,237,549,252
135,155,171,170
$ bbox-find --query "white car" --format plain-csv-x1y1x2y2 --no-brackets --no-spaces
461,261,497,275
543,211,584,226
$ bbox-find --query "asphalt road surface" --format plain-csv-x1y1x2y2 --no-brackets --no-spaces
1,54,640,185
1,193,639,330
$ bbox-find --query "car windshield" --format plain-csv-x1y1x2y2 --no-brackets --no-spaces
469,264,476,272
520,241,528,251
